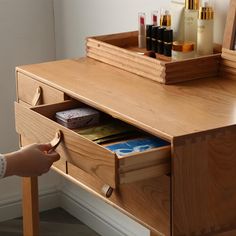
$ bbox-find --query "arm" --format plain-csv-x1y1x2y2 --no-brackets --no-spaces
2,143,60,178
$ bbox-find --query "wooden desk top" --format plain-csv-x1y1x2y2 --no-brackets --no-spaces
17,57,236,141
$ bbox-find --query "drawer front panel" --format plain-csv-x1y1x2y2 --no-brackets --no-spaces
17,72,65,105
119,146,171,184
15,101,117,188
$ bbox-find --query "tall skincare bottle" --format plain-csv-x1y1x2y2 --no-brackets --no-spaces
171,0,185,41
197,1,214,55
184,0,199,43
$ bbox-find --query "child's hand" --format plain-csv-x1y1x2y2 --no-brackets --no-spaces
4,143,60,177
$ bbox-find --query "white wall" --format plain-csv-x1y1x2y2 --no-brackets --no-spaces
53,0,230,59
0,0,60,214
53,0,170,58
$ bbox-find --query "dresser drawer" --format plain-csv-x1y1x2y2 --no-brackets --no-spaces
15,100,171,189
17,72,66,106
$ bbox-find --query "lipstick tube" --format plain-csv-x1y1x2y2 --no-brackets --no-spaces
138,12,146,48
157,27,165,54
163,29,173,57
146,24,153,51
151,26,159,52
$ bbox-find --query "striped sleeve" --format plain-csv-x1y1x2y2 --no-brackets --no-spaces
0,154,7,178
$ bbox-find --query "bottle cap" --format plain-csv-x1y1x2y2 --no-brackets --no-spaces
199,2,214,20
185,0,199,10
160,11,171,27
172,41,195,52
163,29,173,43
152,11,159,26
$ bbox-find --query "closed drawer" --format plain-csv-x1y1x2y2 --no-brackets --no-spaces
17,72,66,106
15,100,171,189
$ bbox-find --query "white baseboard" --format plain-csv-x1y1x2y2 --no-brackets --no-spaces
0,187,60,222
0,180,150,236
59,180,150,236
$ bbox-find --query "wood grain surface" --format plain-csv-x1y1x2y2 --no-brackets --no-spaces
221,48,236,79
222,0,236,50
87,31,220,84
16,46,236,235
52,160,171,236
172,127,236,236
16,58,236,140
17,72,65,105
22,177,39,236
15,101,117,188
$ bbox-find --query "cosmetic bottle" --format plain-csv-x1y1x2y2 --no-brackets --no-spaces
172,41,195,59
151,26,159,52
163,29,173,57
197,1,214,55
157,27,165,54
171,0,185,41
146,24,153,51
160,10,171,29
184,0,199,43
138,12,146,48
152,11,159,26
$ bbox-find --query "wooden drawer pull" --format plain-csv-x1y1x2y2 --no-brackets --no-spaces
101,184,113,198
49,130,62,151
31,86,42,106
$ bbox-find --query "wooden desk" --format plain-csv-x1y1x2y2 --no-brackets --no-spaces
15,57,236,236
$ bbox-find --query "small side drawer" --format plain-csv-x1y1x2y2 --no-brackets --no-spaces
17,72,66,106
15,100,171,189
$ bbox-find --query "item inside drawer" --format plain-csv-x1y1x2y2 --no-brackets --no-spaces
53,101,170,156
103,136,169,157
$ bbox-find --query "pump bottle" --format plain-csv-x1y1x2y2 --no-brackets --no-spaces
184,0,199,44
197,1,214,55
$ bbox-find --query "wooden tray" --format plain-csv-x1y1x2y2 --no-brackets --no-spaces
86,31,221,84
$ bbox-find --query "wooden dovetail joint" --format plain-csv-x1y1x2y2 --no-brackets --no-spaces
101,184,113,198
32,86,42,106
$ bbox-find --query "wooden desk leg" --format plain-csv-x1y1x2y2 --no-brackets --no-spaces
22,177,39,236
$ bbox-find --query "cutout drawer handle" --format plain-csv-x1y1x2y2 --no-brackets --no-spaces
101,184,113,198
50,130,62,151
32,86,42,106
49,130,112,198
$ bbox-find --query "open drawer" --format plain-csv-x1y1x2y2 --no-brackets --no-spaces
15,100,171,194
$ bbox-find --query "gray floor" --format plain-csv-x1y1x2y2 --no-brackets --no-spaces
0,208,101,236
